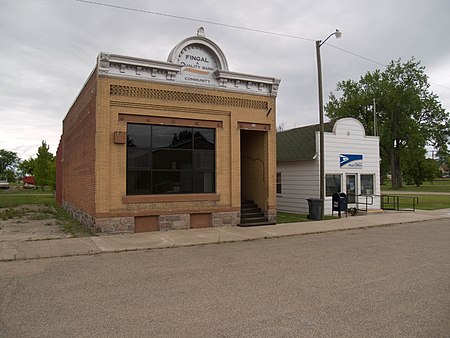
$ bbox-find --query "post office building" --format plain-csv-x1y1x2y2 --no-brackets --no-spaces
276,118,381,215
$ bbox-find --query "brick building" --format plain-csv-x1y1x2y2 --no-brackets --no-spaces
56,29,280,233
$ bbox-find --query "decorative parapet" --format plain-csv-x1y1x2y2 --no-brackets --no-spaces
97,52,280,97
215,70,281,97
98,53,182,82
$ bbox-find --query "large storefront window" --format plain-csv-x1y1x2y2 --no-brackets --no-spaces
127,124,215,195
361,174,374,195
326,174,341,197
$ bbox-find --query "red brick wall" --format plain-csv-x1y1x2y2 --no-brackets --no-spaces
60,71,97,215
55,141,63,205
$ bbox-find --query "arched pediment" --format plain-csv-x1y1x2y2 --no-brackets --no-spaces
167,28,229,71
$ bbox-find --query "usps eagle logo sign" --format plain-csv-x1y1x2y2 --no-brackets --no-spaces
340,154,363,168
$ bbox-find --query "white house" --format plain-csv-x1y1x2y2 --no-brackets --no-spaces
276,118,381,215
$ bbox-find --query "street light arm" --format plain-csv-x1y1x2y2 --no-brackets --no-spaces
318,29,342,47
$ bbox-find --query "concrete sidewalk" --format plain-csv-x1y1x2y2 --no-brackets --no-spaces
1,209,449,262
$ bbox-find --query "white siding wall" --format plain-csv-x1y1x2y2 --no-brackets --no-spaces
277,118,381,216
277,160,319,214
321,118,381,214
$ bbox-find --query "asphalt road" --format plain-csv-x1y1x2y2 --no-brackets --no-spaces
1,219,449,337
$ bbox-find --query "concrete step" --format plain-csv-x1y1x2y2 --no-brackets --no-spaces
237,221,276,227
241,211,265,219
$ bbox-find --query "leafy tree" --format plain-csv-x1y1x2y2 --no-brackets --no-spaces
34,141,55,189
402,147,440,186
0,149,19,177
3,169,16,182
424,159,442,183
18,157,36,177
326,58,450,189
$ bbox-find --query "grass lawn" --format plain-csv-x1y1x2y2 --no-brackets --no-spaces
277,212,310,223
382,194,450,210
381,178,450,210
414,195,450,210
0,189,94,237
277,212,337,224
381,178,450,193
0,193,55,207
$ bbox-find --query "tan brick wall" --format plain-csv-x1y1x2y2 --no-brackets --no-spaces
60,71,97,215
94,77,276,220
60,71,277,231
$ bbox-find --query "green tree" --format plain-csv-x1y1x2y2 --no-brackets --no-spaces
3,169,16,182
18,157,36,176
402,147,440,186
0,149,19,177
326,58,450,189
34,141,55,190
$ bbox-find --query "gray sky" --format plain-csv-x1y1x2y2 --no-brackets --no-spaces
1,0,449,159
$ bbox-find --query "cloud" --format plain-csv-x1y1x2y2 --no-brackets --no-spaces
0,0,449,159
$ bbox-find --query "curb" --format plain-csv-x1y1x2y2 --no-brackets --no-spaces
1,212,448,262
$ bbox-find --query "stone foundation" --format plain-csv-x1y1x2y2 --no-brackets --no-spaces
63,201,241,233
95,217,135,233
266,208,277,223
212,211,240,227
63,201,134,233
63,201,97,231
159,214,190,231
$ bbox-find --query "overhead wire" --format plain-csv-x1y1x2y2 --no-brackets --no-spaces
75,0,450,92
75,0,315,42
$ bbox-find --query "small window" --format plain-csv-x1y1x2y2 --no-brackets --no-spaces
326,174,342,196
276,173,282,194
361,174,374,195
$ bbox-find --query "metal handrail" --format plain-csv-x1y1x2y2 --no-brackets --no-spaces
381,194,419,211
346,194,374,212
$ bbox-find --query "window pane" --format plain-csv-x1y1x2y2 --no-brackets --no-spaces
361,175,374,195
127,124,216,195
127,124,151,148
127,148,151,169
152,171,192,194
194,171,215,193
152,126,193,149
152,149,192,170
194,150,214,170
326,174,341,196
126,170,151,195
194,128,215,149
276,173,281,194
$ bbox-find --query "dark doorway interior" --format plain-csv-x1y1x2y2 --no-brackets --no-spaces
239,130,274,226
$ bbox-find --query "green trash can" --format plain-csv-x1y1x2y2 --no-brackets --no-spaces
307,198,323,220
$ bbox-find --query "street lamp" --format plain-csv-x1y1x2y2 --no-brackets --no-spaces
316,29,342,218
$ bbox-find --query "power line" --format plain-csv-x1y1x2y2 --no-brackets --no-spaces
75,0,315,42
75,0,450,92
326,43,387,67
74,1,390,67
327,44,450,92
429,82,450,91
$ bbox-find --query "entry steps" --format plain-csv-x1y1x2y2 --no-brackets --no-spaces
238,200,276,227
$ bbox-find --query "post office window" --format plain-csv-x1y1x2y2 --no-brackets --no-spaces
326,174,342,197
361,174,374,195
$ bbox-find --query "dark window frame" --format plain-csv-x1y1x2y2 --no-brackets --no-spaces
360,174,374,195
276,172,282,194
325,174,342,197
126,123,216,195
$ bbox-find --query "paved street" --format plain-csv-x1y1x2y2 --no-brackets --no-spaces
1,219,449,337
